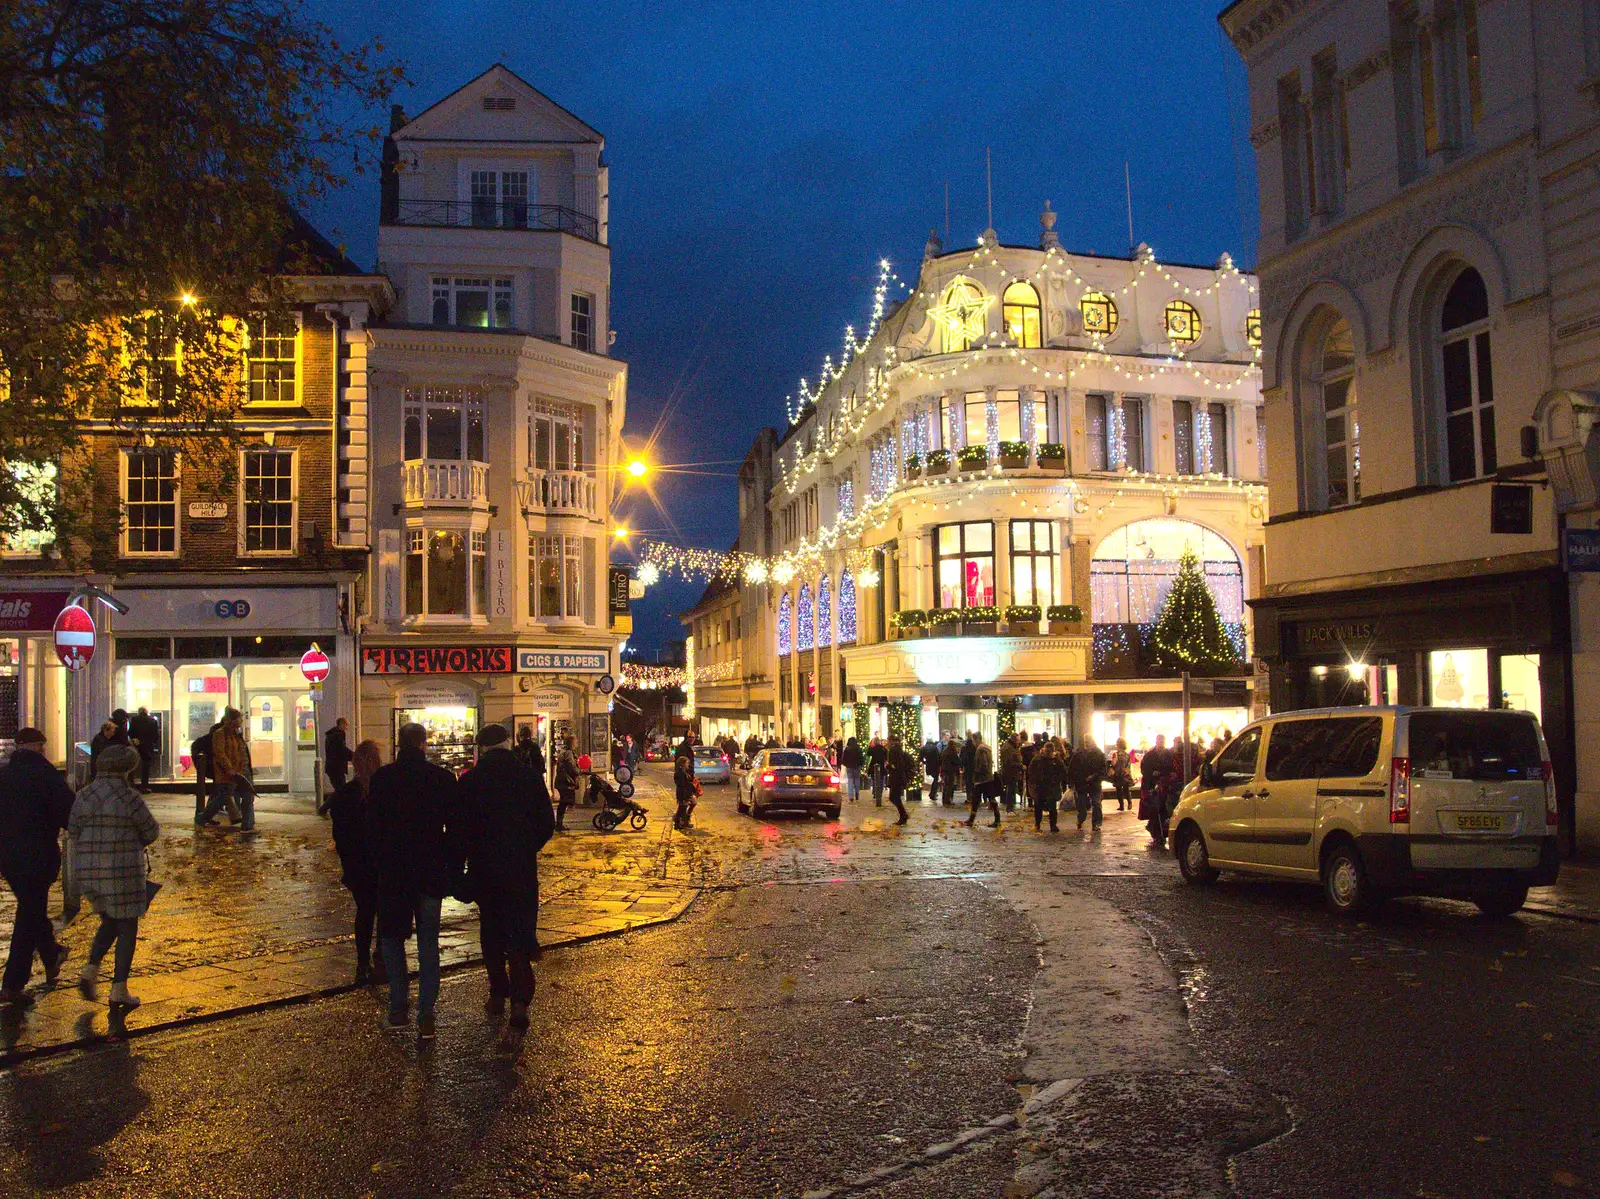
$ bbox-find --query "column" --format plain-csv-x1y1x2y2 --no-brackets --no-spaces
1151,395,1176,474
1068,534,1092,618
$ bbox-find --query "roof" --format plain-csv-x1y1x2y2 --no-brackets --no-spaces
395,63,604,144
281,208,368,277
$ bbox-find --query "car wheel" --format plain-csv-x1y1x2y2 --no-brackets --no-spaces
1175,823,1219,885
1473,882,1529,919
737,796,749,814
1322,841,1379,917
825,807,841,821
752,800,766,819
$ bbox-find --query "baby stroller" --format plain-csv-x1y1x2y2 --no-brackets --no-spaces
587,772,648,832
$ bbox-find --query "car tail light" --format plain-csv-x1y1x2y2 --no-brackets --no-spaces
760,772,776,785
1543,761,1558,827
720,752,729,763
1389,758,1410,824
829,774,840,786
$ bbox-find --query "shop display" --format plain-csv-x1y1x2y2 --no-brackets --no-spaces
396,704,479,774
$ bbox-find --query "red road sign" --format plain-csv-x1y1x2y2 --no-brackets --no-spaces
53,603,95,671
299,645,330,684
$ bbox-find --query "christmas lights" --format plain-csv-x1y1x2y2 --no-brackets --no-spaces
797,583,814,652
838,570,858,643
817,575,832,648
1146,548,1240,675
777,593,792,656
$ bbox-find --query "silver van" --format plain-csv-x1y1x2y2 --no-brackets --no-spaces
1170,706,1560,917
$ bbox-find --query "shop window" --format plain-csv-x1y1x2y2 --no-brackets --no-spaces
174,663,230,768
241,449,296,554
404,387,486,463
115,637,171,660
395,704,478,774
1499,653,1541,722
122,449,178,556
1438,267,1494,483
531,534,583,620
934,521,995,610
1428,647,1490,708
1009,520,1057,608
1080,291,1118,338
1002,282,1041,348
431,276,513,328
243,313,298,405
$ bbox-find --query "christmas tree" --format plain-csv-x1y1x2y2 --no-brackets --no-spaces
1147,548,1240,675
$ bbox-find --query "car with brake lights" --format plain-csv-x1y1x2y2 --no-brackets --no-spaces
692,744,731,785
737,749,842,820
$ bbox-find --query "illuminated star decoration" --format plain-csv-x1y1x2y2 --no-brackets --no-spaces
927,284,992,350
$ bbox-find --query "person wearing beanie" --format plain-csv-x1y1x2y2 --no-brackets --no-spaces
71,741,160,1009
0,728,75,1005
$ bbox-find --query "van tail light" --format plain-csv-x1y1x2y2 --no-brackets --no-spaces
1389,758,1411,824
760,772,776,785
1543,761,1558,827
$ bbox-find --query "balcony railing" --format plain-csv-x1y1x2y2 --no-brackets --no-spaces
524,468,597,518
387,199,599,242
403,459,489,507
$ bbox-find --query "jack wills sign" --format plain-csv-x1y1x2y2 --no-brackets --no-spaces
362,646,514,675
1295,620,1377,650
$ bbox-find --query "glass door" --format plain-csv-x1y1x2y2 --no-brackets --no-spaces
246,693,288,784
294,694,317,792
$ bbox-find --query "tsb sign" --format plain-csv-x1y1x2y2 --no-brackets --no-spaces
213,599,253,619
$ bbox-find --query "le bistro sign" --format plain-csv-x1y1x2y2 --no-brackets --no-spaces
362,646,514,675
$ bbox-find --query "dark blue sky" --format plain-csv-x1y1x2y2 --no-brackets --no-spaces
308,1,1258,651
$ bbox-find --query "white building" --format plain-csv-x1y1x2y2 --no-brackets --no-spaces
1222,0,1600,854
689,213,1265,755
361,66,627,770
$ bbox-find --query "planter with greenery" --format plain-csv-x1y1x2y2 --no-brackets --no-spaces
956,445,989,472
925,449,951,476
961,604,1001,635
1004,604,1041,634
1037,443,1066,472
891,608,928,638
925,607,961,634
903,454,922,479
998,439,1030,470
1045,603,1085,633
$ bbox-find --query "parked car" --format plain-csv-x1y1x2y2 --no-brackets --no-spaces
737,749,842,820
692,744,731,785
1170,706,1559,918
643,741,671,763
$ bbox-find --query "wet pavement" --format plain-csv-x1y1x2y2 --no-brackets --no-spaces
0,765,1596,1197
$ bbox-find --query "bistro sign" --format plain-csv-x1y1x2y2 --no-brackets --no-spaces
362,646,514,674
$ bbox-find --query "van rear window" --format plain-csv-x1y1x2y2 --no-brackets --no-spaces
1407,712,1543,781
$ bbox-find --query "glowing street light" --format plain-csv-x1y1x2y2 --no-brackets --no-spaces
626,457,649,480
178,291,197,307
613,525,630,540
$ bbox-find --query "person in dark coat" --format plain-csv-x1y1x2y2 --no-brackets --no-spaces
88,718,128,781
960,733,978,802
368,722,459,1040
0,729,74,1004
938,735,962,806
866,736,888,806
1067,737,1109,831
190,725,216,819
840,737,864,802
919,738,940,790
458,724,554,1039
965,732,999,828
128,707,159,790
999,734,1025,811
884,736,913,825
1028,741,1066,833
744,732,762,759
513,725,546,778
327,739,384,985
323,718,353,793
553,735,581,831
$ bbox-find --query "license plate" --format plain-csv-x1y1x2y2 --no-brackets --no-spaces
1456,812,1504,832
800,776,814,785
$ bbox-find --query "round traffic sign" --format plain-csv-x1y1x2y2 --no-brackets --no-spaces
616,781,635,800
53,603,96,671
595,673,616,695
614,764,634,785
299,645,330,684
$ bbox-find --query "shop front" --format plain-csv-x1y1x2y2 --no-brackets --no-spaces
1253,567,1573,841
0,586,76,763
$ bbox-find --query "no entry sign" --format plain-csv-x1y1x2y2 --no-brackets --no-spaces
299,645,330,684
53,603,96,671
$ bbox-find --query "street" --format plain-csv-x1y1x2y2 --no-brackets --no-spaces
0,765,1597,1198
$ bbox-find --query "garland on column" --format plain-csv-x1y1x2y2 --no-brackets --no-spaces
1146,548,1240,675
887,701,921,746
852,701,870,741
997,703,1017,741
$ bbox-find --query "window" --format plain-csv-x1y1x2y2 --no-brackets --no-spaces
1090,518,1243,625
1027,392,1048,445
1278,71,1307,241
404,387,485,462
531,534,583,620
933,279,988,353
1319,717,1383,779
797,583,815,652
836,477,854,520
1463,1,1483,128
1213,727,1263,785
1409,710,1543,781
127,312,182,408
1197,403,1228,475
817,576,832,648
1428,647,1490,708
1009,520,1057,607
530,400,586,473
571,293,594,352
933,522,995,609
963,391,988,449
1309,48,1344,215
1080,292,1118,338
838,570,858,644
1245,309,1262,349
1438,268,1494,482
123,450,178,555
1419,23,1441,155
241,449,295,554
431,276,513,328
1265,719,1330,782
777,592,792,656
405,527,488,618
472,530,487,616
1164,301,1202,346
1317,317,1359,506
869,437,896,499
428,531,468,615
1257,407,1268,478
1086,395,1109,471
243,314,298,405
2,461,56,557
405,530,424,614
469,170,530,227
1173,400,1196,474
1002,282,1041,348
1088,395,1144,472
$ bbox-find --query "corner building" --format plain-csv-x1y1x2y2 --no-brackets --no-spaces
692,216,1266,752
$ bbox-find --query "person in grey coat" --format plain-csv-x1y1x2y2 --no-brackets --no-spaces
71,744,160,1008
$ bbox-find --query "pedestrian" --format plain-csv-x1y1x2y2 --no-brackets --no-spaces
1028,740,1065,833
514,724,546,778
960,732,977,802
884,735,912,825
458,724,553,1043
189,724,215,820
744,731,762,760
327,739,384,985
553,735,580,831
128,707,159,790
965,732,1000,828
867,736,888,806
1139,734,1176,846
368,723,459,1040
197,708,254,830
939,735,961,806
88,719,121,780
0,727,75,1005
1068,737,1109,831
840,736,863,802
1109,739,1134,811
71,743,160,1009
324,717,353,795
673,751,699,830
920,737,940,793
999,734,1024,812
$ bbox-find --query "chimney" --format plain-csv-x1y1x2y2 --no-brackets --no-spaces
379,106,406,224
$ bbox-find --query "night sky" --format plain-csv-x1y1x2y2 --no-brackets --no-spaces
307,1,1258,651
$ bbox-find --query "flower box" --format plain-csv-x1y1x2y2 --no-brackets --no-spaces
1036,443,1066,473
1004,604,1041,635
961,605,1000,636
998,440,1030,470
956,446,989,472
1045,604,1085,634
903,454,922,479
925,450,951,477
925,608,961,634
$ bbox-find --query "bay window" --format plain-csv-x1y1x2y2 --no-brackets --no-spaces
934,522,995,610
404,527,486,618
530,400,586,472
1009,520,1057,608
404,388,485,462
531,534,584,620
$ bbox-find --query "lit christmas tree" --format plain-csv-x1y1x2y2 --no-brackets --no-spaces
1147,548,1240,675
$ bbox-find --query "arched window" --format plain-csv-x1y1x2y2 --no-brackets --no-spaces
1245,308,1262,348
931,278,989,353
1080,291,1119,338
838,570,858,644
1316,317,1359,507
1002,282,1042,348
1438,267,1494,482
796,583,815,651
1090,519,1242,626
1164,300,1202,346
816,576,832,648
777,593,792,656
